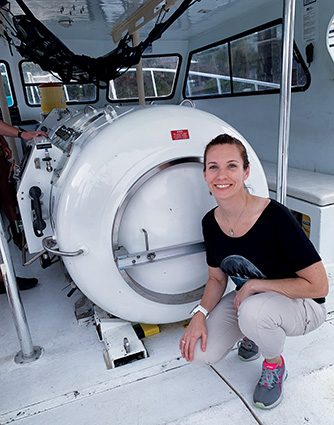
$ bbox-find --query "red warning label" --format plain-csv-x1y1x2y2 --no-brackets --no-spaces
171,129,190,141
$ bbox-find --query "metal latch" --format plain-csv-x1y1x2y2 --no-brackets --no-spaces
115,229,205,269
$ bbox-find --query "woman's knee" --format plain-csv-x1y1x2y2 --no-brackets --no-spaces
238,293,279,336
192,340,231,365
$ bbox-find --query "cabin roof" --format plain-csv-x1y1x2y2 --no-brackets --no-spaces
9,0,274,40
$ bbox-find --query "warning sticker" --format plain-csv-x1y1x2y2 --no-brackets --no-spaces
303,0,318,43
171,129,190,141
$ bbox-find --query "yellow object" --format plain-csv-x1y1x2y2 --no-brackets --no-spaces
39,83,66,114
139,323,160,337
302,214,311,238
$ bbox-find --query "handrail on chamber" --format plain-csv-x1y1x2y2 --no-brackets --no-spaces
42,236,84,257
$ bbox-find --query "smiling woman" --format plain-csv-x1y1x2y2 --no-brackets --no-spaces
205,145,249,210
180,133,328,410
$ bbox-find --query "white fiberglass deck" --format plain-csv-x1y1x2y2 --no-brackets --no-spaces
1,245,334,425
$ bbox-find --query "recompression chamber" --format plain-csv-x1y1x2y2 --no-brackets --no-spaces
18,105,268,323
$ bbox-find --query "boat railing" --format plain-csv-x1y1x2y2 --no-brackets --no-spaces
24,68,280,104
185,70,280,96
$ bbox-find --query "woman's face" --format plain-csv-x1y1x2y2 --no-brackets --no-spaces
204,144,250,201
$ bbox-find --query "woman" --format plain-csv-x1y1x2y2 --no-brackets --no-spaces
180,134,328,409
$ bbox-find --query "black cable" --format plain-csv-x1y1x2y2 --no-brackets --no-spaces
6,0,200,84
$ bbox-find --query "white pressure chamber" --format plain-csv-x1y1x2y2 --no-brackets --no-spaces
21,105,268,323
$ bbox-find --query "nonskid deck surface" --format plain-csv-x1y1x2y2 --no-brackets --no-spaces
0,246,334,425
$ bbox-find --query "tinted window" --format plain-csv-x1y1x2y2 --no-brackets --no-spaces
108,55,180,101
185,21,309,98
20,62,97,106
186,45,231,97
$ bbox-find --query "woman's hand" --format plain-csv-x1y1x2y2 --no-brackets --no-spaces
233,280,257,310
179,313,208,362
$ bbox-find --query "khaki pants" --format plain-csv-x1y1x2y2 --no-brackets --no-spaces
194,290,326,364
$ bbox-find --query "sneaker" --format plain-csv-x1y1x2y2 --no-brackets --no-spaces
0,277,38,294
237,337,260,361
16,277,38,290
253,356,287,409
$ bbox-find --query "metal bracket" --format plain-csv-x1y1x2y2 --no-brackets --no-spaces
112,0,177,43
115,239,205,269
179,99,195,108
94,306,148,369
22,249,47,266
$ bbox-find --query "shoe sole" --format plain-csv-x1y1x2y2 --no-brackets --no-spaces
254,396,283,410
238,351,261,362
253,369,288,409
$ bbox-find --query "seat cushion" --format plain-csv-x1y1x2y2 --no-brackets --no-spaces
261,161,334,206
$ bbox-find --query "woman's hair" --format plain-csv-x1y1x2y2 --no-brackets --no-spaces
203,134,250,171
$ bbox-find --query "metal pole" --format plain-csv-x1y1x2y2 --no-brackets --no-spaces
276,0,296,205
133,31,146,106
0,215,43,363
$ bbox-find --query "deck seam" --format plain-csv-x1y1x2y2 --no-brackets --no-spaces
209,365,264,425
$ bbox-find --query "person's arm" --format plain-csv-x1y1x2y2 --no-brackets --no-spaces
0,120,47,141
180,266,228,361
234,260,328,310
196,266,228,313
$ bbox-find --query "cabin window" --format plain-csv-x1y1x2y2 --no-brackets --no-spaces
107,55,180,102
186,45,231,96
20,61,98,106
185,20,309,99
0,62,14,107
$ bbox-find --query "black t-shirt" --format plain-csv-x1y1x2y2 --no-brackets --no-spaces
202,199,325,304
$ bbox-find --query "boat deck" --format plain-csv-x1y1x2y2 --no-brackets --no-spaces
1,246,334,425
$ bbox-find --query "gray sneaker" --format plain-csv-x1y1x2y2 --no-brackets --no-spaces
253,357,287,409
237,337,260,361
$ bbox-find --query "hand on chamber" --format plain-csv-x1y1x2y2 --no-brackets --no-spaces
20,130,48,141
179,313,208,362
